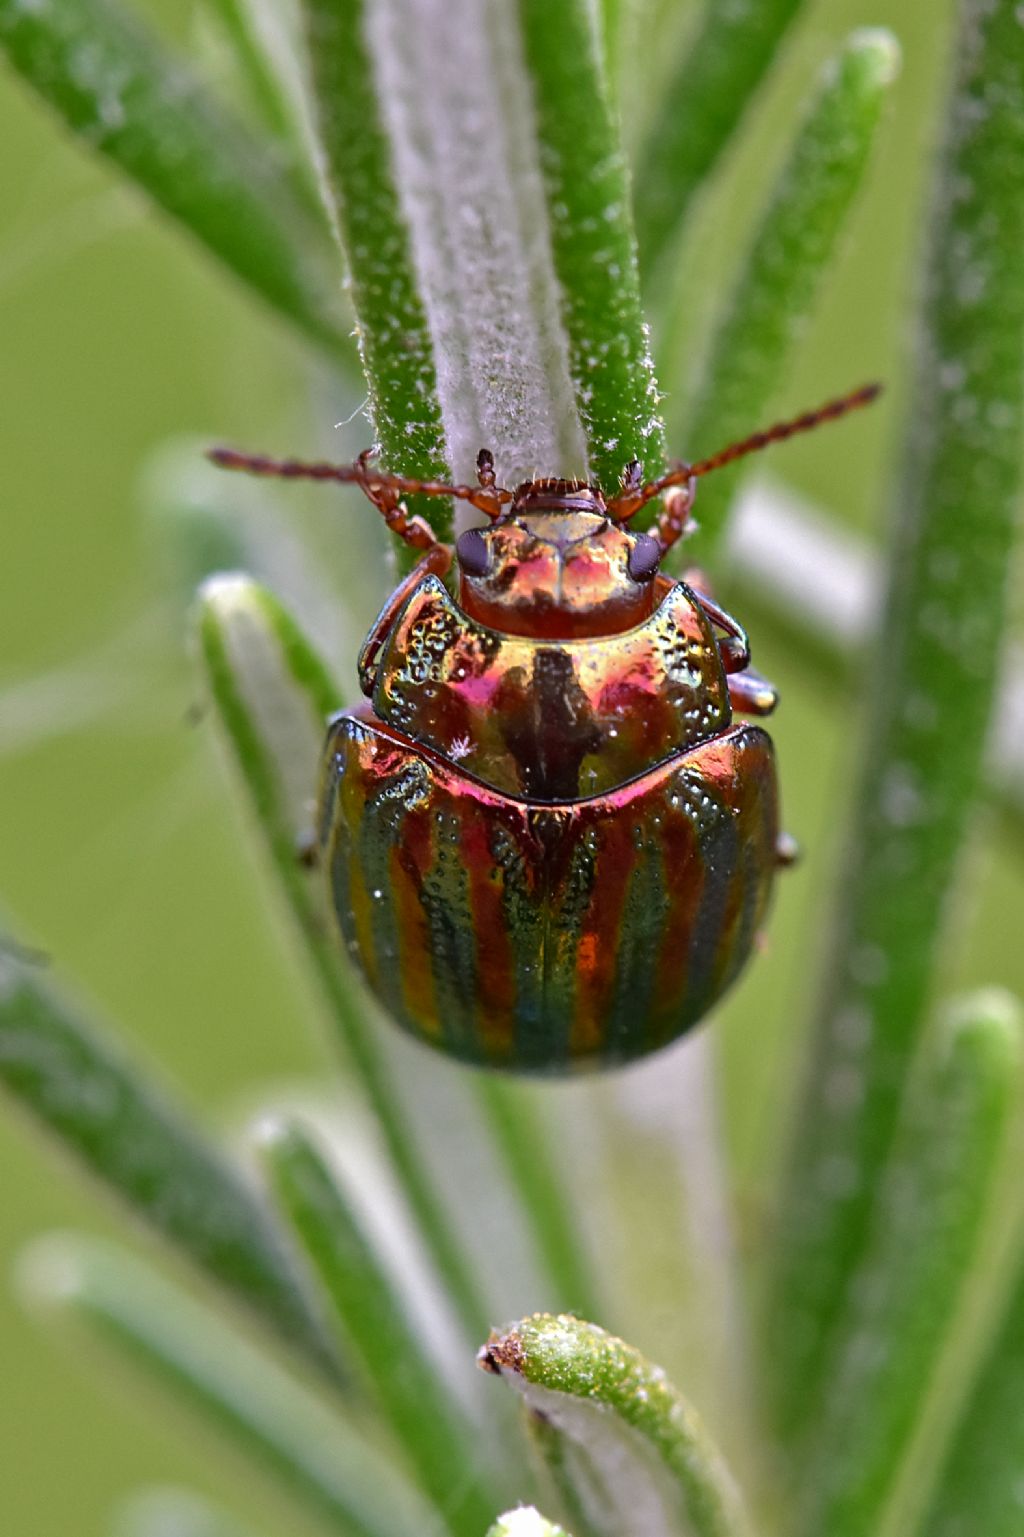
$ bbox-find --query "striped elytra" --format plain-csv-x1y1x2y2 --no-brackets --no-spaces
320,708,777,1071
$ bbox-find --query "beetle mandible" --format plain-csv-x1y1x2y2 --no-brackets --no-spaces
212,383,878,1073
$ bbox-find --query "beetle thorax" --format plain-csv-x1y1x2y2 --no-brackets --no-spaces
455,482,661,640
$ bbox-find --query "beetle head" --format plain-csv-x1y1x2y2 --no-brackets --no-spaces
453,479,664,639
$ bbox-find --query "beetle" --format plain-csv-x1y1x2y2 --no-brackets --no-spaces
212,383,877,1072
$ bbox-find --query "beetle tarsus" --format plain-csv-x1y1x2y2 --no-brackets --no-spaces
775,831,800,868
296,830,320,869
728,668,779,717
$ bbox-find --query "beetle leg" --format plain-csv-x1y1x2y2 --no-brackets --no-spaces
678,568,756,675
692,592,751,674
357,545,453,694
653,481,698,553
728,667,778,716
776,831,800,867
296,828,320,869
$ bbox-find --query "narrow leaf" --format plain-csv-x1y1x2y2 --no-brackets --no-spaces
481,1315,747,1537
474,1077,602,1322
260,1118,499,1537
633,0,809,280
919,1032,1024,1537
0,957,337,1378
0,0,354,363
516,0,666,489
114,1488,265,1537
675,29,899,567
20,1235,431,1537
770,0,1024,1439
724,479,1024,832
202,0,302,152
796,991,1021,1537
197,575,492,1341
299,0,449,541
303,0,661,512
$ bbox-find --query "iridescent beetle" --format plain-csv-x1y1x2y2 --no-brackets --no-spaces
213,385,877,1072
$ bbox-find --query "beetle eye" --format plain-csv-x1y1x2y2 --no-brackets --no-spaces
627,532,662,582
455,527,491,577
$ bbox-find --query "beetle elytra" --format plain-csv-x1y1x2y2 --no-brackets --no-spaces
212,384,878,1073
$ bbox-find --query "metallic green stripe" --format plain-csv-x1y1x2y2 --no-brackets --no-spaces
355,757,430,1026
681,771,741,1024
418,804,480,1058
539,819,599,1070
603,830,668,1060
489,819,547,1065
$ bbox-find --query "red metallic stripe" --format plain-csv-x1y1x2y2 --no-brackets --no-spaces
389,839,442,1041
650,797,706,1046
461,810,517,1059
570,813,638,1057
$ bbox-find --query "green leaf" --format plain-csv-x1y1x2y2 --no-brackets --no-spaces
795,991,1022,1537
0,0,354,364
487,1511,572,1537
298,0,449,544
201,0,303,155
113,1488,265,1537
260,1117,500,1537
301,0,664,520
20,1235,431,1537
474,1077,602,1322
0,958,337,1379
674,29,899,567
720,480,1024,834
769,0,1024,1441
196,574,493,1342
516,0,665,490
919,1088,1024,1537
633,0,809,281
480,1315,748,1537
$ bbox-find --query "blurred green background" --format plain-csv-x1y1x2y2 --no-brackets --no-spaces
1,0,1021,1532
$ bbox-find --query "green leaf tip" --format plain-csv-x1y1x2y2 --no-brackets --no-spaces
942,987,1023,1051
487,1509,572,1537
112,1487,261,1537
844,26,902,87
481,1315,747,1537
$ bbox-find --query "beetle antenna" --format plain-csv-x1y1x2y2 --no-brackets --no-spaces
609,383,881,522
207,448,512,544
689,382,881,479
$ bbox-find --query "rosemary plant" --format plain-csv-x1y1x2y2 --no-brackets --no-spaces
0,2,1022,1535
